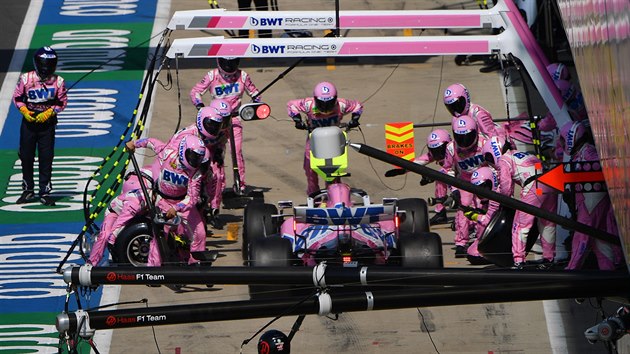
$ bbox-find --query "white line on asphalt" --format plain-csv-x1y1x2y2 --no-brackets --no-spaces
0,0,43,130
544,300,569,354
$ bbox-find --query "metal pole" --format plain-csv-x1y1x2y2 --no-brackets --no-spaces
335,0,340,37
65,264,627,287
57,279,629,333
411,116,531,129
508,54,542,159
349,142,621,245
128,152,172,263
128,153,154,214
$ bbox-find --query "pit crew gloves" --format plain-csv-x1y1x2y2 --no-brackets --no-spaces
384,168,407,177
464,210,479,222
348,113,361,128
19,106,36,122
419,176,434,186
292,114,307,130
35,108,54,123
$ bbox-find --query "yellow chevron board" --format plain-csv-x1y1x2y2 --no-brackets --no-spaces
385,122,415,164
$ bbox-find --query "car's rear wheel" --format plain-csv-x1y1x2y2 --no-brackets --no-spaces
248,237,293,299
398,231,443,268
398,198,430,234
242,201,278,261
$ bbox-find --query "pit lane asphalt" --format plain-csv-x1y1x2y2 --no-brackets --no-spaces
37,0,622,352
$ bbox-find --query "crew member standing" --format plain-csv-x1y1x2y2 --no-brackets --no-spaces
190,57,261,194
237,0,272,38
13,46,67,206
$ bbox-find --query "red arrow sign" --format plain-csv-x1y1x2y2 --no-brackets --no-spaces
537,164,605,192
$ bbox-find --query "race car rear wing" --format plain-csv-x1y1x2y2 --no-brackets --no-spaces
294,204,396,225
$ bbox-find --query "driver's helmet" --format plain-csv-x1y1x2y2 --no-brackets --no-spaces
443,83,471,117
196,106,224,141
451,115,478,150
482,136,506,166
122,169,154,194
178,135,209,171
258,329,291,354
33,46,58,81
558,120,588,156
471,166,498,191
426,129,452,161
313,81,338,113
546,63,570,82
217,57,240,81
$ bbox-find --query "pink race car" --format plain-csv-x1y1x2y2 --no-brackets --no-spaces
243,181,443,269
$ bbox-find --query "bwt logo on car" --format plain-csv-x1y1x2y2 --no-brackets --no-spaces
305,206,385,225
250,17,282,26
251,44,285,54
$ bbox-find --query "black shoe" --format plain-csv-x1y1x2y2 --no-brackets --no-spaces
166,284,184,292
536,258,555,270
429,210,448,225
455,245,467,258
467,254,492,265
209,218,224,229
511,262,524,270
40,195,56,206
16,190,35,204
208,208,223,229
454,55,467,66
479,59,502,73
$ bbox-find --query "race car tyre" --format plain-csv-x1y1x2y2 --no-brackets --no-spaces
248,237,293,299
477,207,540,268
398,231,443,268
398,198,430,234
112,218,151,267
242,200,278,261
